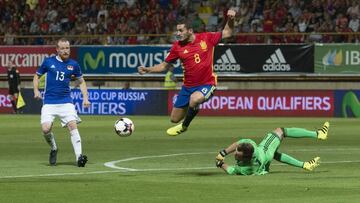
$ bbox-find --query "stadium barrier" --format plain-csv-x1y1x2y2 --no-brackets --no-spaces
0,43,359,74
0,44,360,83
1,88,360,118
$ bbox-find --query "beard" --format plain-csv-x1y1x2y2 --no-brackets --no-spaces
59,51,70,60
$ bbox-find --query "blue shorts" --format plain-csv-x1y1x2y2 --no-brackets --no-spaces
173,85,216,108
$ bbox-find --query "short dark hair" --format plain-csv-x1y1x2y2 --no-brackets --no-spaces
237,143,254,163
176,17,193,30
56,38,69,47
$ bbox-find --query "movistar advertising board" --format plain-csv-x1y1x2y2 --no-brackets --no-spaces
334,90,360,117
77,46,182,74
315,44,360,74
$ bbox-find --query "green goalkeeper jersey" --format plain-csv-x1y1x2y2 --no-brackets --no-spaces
226,133,281,175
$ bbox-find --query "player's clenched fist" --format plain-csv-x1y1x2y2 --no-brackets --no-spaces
216,149,227,161
34,89,42,99
216,159,224,168
227,9,236,19
138,66,150,75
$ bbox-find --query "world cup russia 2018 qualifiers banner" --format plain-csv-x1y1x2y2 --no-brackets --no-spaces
168,90,333,117
214,44,314,73
3,89,360,118
0,88,169,115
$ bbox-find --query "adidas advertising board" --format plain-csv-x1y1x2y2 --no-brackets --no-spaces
213,48,241,72
262,48,291,71
214,44,314,73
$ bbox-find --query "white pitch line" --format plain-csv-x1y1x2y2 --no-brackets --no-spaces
1,151,360,179
103,152,360,171
103,152,212,171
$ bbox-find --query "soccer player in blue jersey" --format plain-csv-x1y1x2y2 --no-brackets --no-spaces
33,38,90,167
215,122,329,175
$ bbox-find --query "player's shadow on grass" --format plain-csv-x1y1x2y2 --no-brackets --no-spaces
270,170,328,174
176,171,220,176
45,162,77,166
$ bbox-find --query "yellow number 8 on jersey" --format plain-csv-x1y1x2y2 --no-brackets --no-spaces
194,54,201,63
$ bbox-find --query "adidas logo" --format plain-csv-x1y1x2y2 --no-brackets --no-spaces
214,48,241,72
50,65,55,69
263,48,291,71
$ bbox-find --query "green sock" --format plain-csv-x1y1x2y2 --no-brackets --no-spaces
284,128,317,138
274,152,304,168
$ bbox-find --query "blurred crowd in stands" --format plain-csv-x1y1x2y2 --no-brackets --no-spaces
0,0,359,45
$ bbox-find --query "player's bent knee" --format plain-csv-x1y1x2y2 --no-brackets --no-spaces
273,128,284,140
42,128,51,135
41,123,52,134
67,121,78,131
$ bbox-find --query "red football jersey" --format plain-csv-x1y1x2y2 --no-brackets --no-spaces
165,32,222,87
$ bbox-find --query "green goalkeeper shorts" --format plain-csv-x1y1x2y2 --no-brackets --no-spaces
258,132,281,164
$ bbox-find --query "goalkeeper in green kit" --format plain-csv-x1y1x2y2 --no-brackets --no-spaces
215,122,329,175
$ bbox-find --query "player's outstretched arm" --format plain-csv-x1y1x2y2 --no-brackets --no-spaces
33,74,42,99
138,62,172,74
222,9,236,39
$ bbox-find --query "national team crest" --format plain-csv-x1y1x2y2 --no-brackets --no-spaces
200,40,207,50
67,65,74,70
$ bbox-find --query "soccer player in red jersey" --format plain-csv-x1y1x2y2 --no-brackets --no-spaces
138,9,236,136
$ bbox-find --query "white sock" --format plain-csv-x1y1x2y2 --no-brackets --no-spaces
70,129,82,161
44,132,57,150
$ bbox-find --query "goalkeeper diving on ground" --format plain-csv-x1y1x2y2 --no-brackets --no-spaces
216,122,330,175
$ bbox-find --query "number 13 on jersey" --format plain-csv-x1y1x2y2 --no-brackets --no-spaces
56,71,65,81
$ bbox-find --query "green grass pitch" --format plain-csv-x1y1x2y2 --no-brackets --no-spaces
0,115,359,203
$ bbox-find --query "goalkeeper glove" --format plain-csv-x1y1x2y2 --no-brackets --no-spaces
216,149,227,161
216,160,224,168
